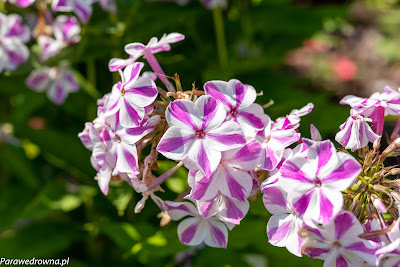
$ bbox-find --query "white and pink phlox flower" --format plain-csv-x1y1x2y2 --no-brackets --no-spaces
256,116,300,171
189,140,261,202
275,103,314,129
108,33,184,72
80,114,159,195
261,182,303,257
340,90,400,135
26,66,79,105
165,200,230,248
376,220,400,267
301,210,378,266
5,0,35,7
38,15,81,61
195,193,249,225
52,0,92,23
103,62,158,128
0,13,30,73
279,139,361,225
204,79,269,138
157,95,246,177
335,111,380,152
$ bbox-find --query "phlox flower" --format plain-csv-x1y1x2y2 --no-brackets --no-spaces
256,116,300,171
26,66,79,105
376,220,400,267
362,219,390,247
80,113,159,195
108,33,184,72
301,210,378,267
103,62,158,128
278,139,361,225
165,200,230,248
52,0,92,23
275,103,314,129
3,0,35,7
262,181,303,256
195,193,249,225
188,140,261,202
157,95,246,176
204,79,269,138
38,15,81,61
340,89,400,135
0,13,30,73
335,111,380,152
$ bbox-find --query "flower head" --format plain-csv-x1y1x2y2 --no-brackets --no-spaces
103,62,158,128
26,66,79,105
279,139,361,225
0,13,30,73
335,111,380,152
157,95,246,176
300,210,378,266
108,33,184,72
204,79,269,138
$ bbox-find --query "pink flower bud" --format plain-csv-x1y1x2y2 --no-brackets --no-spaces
371,194,387,213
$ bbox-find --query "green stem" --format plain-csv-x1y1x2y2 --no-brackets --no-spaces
212,7,228,69
87,60,96,89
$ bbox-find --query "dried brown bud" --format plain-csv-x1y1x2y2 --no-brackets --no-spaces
349,199,363,218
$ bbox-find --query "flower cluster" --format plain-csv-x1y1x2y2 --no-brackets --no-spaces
2,0,116,104
79,32,400,266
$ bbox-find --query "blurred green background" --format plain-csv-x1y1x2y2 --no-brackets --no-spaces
1,0,400,266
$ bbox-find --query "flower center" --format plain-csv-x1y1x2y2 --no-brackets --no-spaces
315,179,322,187
230,108,238,117
264,134,271,143
121,87,125,96
195,130,205,139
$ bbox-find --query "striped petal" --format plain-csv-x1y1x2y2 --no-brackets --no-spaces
166,99,200,132
205,121,246,152
177,217,204,246
124,77,157,108
223,140,262,171
157,127,195,161
115,142,139,174
165,201,198,220
187,139,221,177
204,219,229,248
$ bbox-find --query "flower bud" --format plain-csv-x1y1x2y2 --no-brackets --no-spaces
388,206,399,219
371,194,387,213
366,203,377,220
349,199,363,219
373,137,381,152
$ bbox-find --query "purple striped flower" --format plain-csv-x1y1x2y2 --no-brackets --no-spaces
335,112,380,152
340,90,400,135
103,62,158,128
166,200,230,248
256,116,300,171
279,140,361,225
261,182,304,256
0,13,30,73
79,112,159,195
189,140,261,202
157,95,246,176
52,0,92,23
204,79,269,138
275,103,314,129
196,194,249,225
6,0,35,7
376,220,400,267
38,15,81,61
108,33,184,72
26,66,79,105
301,210,378,266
